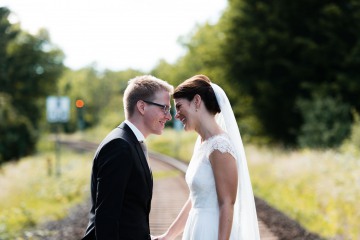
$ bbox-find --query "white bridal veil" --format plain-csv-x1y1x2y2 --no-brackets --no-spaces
211,83,260,240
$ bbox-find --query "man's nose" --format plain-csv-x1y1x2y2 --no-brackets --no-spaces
166,112,172,121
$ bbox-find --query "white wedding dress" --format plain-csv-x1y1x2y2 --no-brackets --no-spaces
182,133,238,240
181,82,260,240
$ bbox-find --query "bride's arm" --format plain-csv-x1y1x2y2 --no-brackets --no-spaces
153,197,192,240
210,151,238,240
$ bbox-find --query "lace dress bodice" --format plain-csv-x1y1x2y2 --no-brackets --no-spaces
185,133,236,209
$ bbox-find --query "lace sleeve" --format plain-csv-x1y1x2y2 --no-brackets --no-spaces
206,134,237,160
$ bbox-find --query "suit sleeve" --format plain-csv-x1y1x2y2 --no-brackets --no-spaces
94,139,132,239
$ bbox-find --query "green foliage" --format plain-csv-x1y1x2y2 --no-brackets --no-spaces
0,149,92,239
177,23,226,81
223,0,360,145
150,59,181,86
297,95,351,148
152,170,181,180
5,29,64,127
57,67,143,132
151,21,227,87
341,110,360,155
247,146,360,239
0,93,37,163
0,7,19,82
347,111,360,147
151,21,264,141
147,129,197,162
0,7,64,162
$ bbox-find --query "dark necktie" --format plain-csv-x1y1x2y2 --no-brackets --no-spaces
140,141,153,181
139,141,148,160
139,141,153,191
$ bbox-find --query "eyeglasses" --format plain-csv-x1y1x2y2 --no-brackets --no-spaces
142,100,171,115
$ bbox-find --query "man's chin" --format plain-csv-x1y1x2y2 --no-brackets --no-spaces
154,129,163,135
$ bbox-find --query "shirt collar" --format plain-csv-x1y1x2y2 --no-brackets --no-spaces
124,120,145,142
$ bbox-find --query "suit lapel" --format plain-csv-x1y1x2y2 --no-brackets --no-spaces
135,143,153,191
119,123,153,194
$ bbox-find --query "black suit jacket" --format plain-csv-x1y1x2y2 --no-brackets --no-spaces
82,122,153,240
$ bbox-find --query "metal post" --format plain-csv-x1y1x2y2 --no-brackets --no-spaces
55,123,61,177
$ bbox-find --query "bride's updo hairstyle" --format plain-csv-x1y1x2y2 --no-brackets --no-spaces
173,75,220,115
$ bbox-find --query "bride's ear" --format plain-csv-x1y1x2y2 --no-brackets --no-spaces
193,94,202,109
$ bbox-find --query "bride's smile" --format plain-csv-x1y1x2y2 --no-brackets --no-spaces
175,99,192,129
180,117,186,124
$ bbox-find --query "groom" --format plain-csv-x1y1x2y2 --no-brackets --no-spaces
82,75,173,240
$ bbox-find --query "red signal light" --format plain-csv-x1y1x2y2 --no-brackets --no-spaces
76,99,84,108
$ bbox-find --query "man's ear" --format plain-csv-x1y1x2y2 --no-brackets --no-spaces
136,100,146,115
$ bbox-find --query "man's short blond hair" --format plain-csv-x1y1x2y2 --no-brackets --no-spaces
123,75,174,118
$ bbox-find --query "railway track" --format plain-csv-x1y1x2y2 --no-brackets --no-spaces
148,152,278,240
58,139,277,239
54,139,322,240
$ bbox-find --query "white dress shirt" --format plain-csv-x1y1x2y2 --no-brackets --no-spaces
124,120,145,142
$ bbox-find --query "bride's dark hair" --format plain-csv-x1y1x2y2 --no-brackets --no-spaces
173,75,220,115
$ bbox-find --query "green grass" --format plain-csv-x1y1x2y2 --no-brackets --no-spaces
146,129,359,240
153,170,181,179
0,129,189,239
73,126,198,161
2,127,359,239
147,129,198,161
246,146,360,239
0,149,92,239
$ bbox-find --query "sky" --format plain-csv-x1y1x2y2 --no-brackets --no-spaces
1,0,227,72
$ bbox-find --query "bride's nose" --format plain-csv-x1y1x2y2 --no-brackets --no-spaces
175,111,180,119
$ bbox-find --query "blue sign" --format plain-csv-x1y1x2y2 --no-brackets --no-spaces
46,96,70,123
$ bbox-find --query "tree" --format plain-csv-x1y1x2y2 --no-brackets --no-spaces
57,67,144,131
223,0,360,146
297,95,351,148
5,28,64,128
0,7,64,162
0,93,36,164
148,19,264,141
0,7,19,86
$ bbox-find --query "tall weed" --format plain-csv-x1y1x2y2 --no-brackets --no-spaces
148,129,359,239
247,146,360,239
0,151,92,239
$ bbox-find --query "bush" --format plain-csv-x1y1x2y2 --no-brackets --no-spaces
341,110,360,155
297,95,351,148
0,94,37,163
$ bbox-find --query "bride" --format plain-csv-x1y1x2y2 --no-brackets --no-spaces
153,75,260,240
